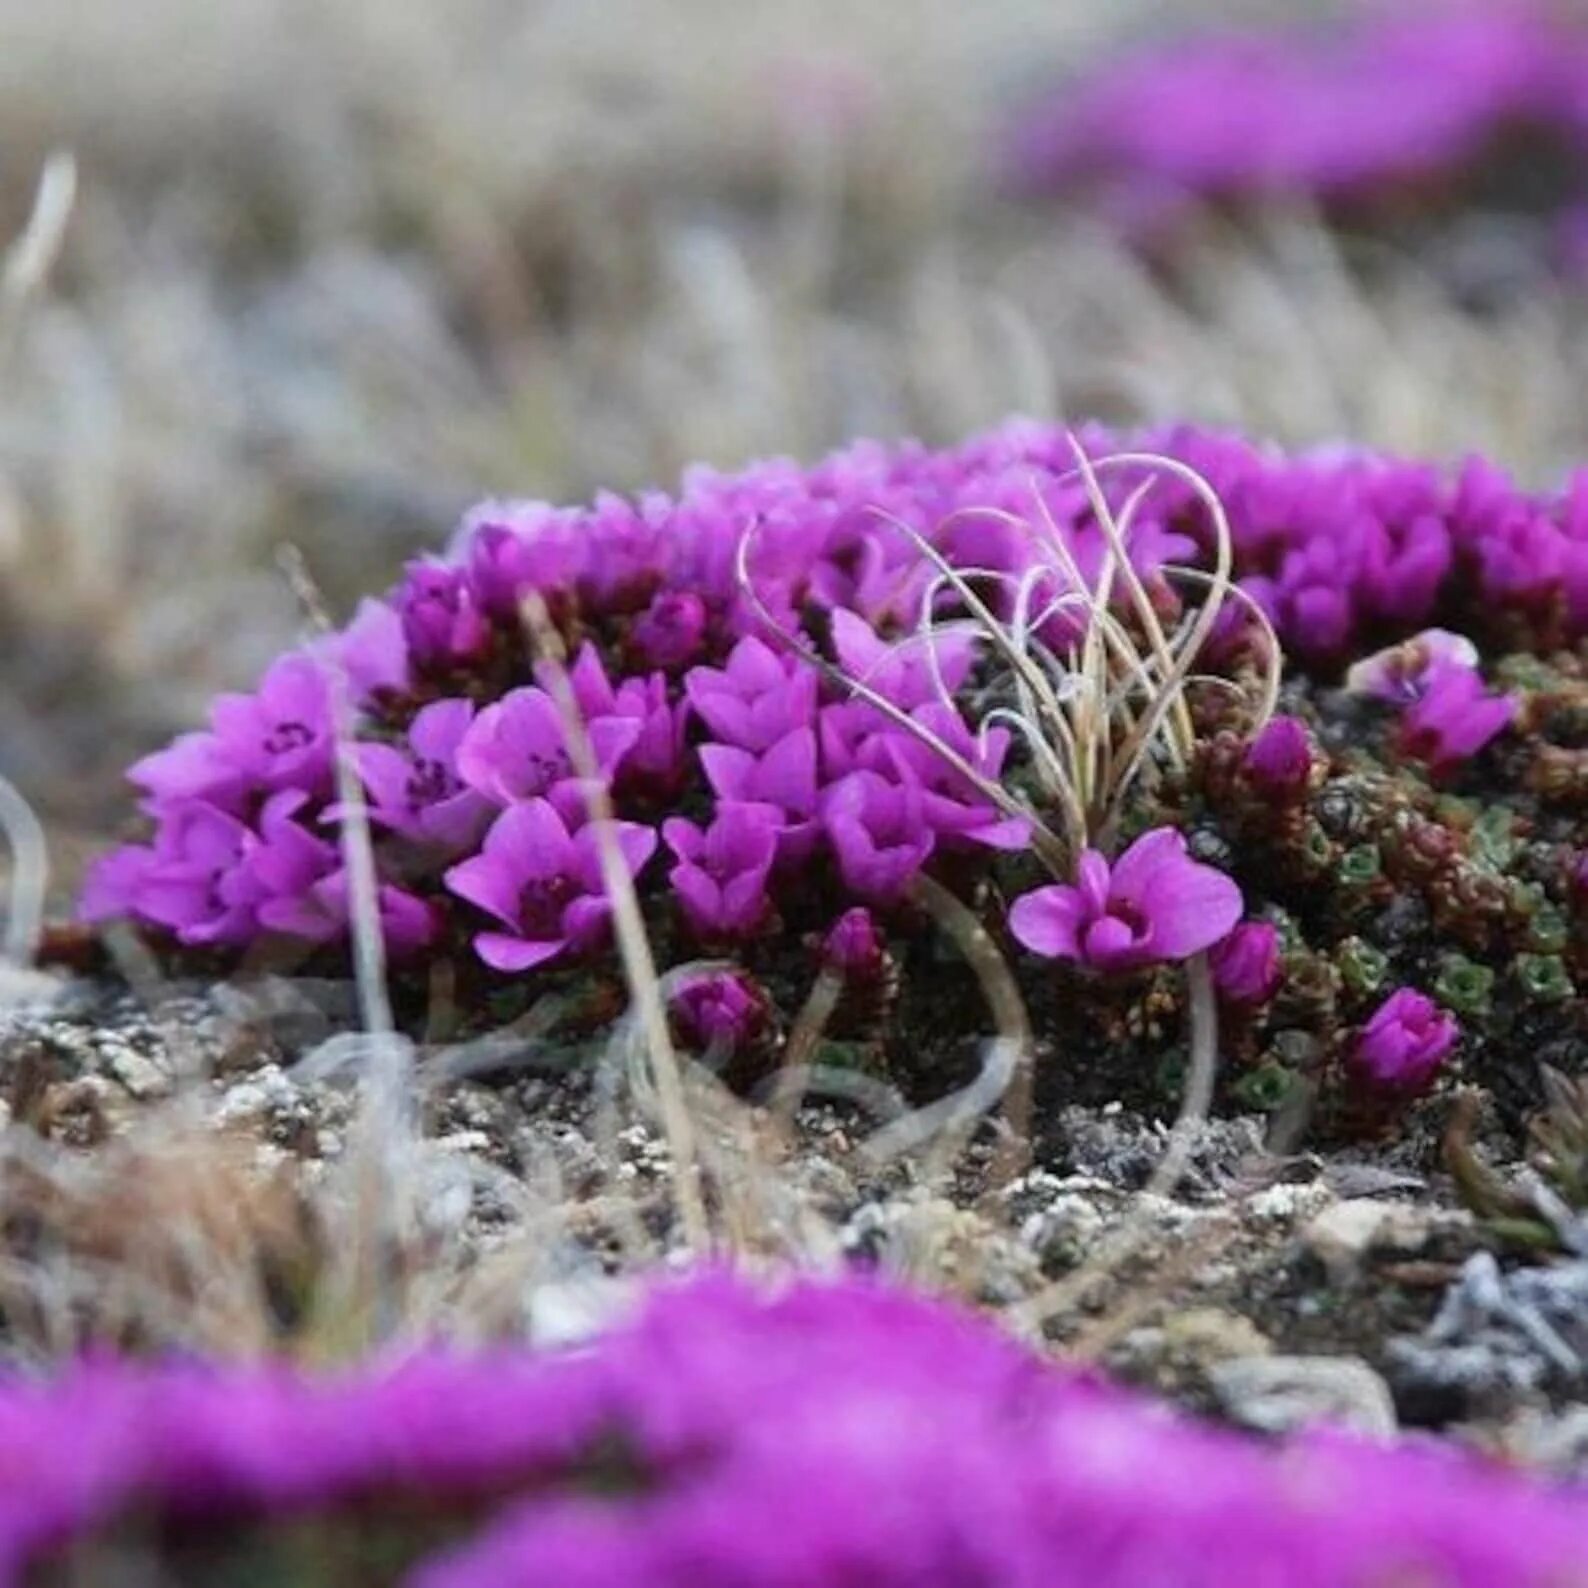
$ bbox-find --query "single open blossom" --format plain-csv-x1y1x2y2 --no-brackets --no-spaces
129,653,334,806
668,970,769,1057
461,506,587,618
828,608,977,710
822,906,886,981
820,771,936,904
685,636,818,752
1344,629,1480,704
444,800,656,972
1011,828,1243,973
353,698,491,853
107,800,262,947
699,730,820,861
559,648,688,797
399,561,493,671
663,804,779,940
1351,988,1459,1095
631,590,709,671
247,796,439,955
1210,920,1283,1006
324,596,410,703
456,686,640,821
1398,662,1515,777
1242,714,1314,799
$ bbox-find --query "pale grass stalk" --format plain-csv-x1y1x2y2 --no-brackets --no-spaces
861,873,1031,1172
0,773,47,967
521,594,711,1255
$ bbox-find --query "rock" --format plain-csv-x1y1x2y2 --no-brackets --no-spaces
1211,1355,1398,1438
1114,1307,1273,1398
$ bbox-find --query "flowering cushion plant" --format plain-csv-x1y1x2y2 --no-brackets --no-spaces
80,415,1588,1127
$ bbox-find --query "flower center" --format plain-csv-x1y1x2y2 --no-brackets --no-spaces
517,875,575,938
405,757,460,811
263,721,315,756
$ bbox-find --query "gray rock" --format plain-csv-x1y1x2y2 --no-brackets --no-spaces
1211,1354,1398,1438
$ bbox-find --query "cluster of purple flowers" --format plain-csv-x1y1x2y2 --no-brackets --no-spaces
3,1270,1587,1586
83,417,1550,976
1007,2,1588,249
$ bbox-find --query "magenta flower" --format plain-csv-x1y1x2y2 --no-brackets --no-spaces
353,698,491,853
873,704,1031,851
1242,714,1314,799
632,590,709,671
668,970,769,1056
1010,828,1243,973
685,636,818,752
110,801,262,947
461,506,587,618
444,800,656,972
822,906,886,981
1398,662,1515,778
699,730,819,860
398,561,493,671
559,648,688,798
1209,920,1283,1006
456,686,640,820
323,596,410,703
1351,988,1459,1096
129,653,334,806
1344,629,1480,704
828,608,977,710
820,771,936,904
248,795,439,956
663,804,779,940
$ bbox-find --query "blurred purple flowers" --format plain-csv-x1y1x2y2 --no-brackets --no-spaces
5,1272,1588,1588
1010,828,1243,974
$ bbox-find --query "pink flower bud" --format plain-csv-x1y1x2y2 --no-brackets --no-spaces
1209,921,1283,1006
1242,715,1314,799
1350,987,1459,1096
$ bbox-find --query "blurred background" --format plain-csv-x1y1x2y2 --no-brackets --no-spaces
4,0,1588,890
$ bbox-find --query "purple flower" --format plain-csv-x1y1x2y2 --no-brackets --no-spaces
1398,663,1515,778
668,970,769,1056
398,562,493,671
871,704,1031,851
444,800,656,972
663,804,779,940
1344,629,1480,704
560,648,688,798
820,771,936,904
699,730,819,860
822,906,886,980
129,653,334,806
352,698,491,853
1010,828,1243,973
631,591,709,671
1242,714,1314,799
1351,988,1459,1096
1209,920,1283,1006
456,686,641,821
461,506,586,618
828,608,977,710
685,636,818,752
323,597,410,703
109,801,262,947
